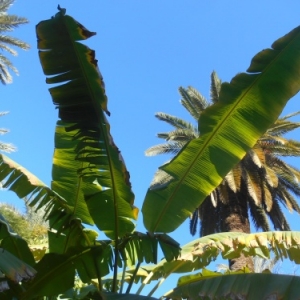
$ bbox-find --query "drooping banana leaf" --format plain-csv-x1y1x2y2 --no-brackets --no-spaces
127,231,300,285
0,216,37,296
0,153,115,263
119,232,180,266
143,25,300,233
0,215,35,266
0,249,36,286
165,273,300,300
36,8,138,239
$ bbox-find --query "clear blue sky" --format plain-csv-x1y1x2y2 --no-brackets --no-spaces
2,0,300,296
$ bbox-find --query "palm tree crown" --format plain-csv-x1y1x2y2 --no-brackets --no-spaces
146,72,300,266
0,0,29,84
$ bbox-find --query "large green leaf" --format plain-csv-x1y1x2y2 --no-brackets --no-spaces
165,273,300,300
142,25,300,233
22,243,114,299
36,9,137,239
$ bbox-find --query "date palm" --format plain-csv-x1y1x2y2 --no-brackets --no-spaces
0,0,29,84
145,71,300,271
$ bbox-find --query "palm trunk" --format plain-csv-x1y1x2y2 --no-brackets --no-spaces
220,193,254,272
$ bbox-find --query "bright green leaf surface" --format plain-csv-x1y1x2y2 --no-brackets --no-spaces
143,25,300,233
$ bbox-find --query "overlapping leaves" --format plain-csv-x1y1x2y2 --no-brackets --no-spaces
36,10,137,239
143,25,300,233
125,231,300,286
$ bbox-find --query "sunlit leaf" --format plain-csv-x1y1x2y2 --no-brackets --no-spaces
37,9,137,239
143,25,300,233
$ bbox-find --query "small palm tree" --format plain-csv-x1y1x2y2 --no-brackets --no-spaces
145,71,300,271
0,0,29,84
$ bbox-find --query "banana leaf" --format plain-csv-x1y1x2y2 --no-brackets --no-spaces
128,231,300,284
0,217,36,297
36,8,138,239
119,232,180,266
22,243,114,299
142,25,300,233
0,249,36,285
165,273,300,300
99,293,157,300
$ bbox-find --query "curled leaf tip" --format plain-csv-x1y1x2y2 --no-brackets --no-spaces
56,4,66,17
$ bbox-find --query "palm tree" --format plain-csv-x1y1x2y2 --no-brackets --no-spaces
145,71,300,271
0,0,29,84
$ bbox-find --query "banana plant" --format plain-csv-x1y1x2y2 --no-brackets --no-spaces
1,5,300,299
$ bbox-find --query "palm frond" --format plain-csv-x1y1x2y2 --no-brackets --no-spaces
0,1,29,85
145,141,185,156
264,166,278,188
189,210,198,236
259,139,300,157
279,189,300,213
0,35,29,50
157,128,198,142
0,41,16,55
0,141,15,152
0,55,13,83
266,199,290,231
198,195,220,236
277,173,300,197
267,121,300,136
0,0,13,14
266,155,300,184
155,112,195,130
224,170,238,193
0,15,28,31
280,111,300,120
248,199,270,232
149,168,173,190
179,86,209,120
210,71,221,103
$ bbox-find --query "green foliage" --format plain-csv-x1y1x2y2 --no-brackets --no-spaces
0,0,29,84
37,9,138,240
0,203,31,240
166,273,300,299
2,6,300,300
0,203,48,244
142,24,300,234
